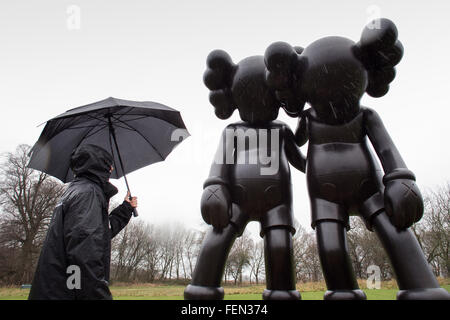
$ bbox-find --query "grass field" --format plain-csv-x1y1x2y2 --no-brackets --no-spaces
1,279,448,300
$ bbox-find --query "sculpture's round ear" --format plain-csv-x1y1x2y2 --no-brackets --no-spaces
355,18,404,97
203,50,237,119
264,42,306,117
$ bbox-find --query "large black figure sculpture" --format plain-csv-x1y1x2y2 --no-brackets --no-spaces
264,18,450,300
184,50,306,300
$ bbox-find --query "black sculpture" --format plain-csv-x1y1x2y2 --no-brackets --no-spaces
264,18,450,300
184,51,306,300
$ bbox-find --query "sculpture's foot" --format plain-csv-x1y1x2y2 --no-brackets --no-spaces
184,284,224,300
324,289,367,300
397,287,450,300
262,289,301,300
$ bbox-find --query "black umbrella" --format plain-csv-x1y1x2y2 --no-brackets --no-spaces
28,97,189,217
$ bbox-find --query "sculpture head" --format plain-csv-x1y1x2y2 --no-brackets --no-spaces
203,50,281,125
264,18,403,124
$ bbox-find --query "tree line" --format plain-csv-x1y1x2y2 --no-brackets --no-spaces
0,145,448,285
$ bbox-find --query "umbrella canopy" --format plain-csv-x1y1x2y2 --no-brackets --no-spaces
28,97,189,184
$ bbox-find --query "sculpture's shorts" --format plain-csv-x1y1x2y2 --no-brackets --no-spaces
229,178,295,237
310,191,385,231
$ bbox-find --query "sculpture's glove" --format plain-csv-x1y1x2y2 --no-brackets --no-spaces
383,169,424,229
201,184,232,229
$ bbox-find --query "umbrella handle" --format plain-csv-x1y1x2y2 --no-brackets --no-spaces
129,195,139,217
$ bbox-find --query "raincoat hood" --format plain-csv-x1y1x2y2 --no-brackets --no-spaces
70,144,118,198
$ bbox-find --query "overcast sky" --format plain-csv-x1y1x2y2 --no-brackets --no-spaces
0,0,449,237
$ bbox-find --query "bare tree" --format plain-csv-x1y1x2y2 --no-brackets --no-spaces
346,219,367,279
168,224,202,281
293,225,322,282
181,228,201,280
156,224,177,280
171,223,189,280
225,231,252,285
111,220,150,282
347,217,393,280
0,144,64,284
141,225,162,282
248,240,264,284
111,221,203,283
293,225,309,282
413,183,450,277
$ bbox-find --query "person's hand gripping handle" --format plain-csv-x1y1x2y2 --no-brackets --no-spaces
125,191,138,217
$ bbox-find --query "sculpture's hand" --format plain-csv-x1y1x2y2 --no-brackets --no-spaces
201,184,231,229
384,178,424,229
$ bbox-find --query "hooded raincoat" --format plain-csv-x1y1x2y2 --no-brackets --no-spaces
28,144,133,300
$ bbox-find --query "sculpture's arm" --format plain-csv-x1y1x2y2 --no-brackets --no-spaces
364,107,423,228
283,125,306,173
364,107,408,174
294,114,309,147
203,126,233,188
201,126,234,229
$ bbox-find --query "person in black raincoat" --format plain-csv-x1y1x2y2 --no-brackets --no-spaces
28,144,137,300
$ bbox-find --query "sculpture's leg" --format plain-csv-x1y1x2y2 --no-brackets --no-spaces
184,222,239,300
370,211,450,300
316,220,367,300
262,226,300,300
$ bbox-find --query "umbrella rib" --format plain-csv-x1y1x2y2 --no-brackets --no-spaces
114,109,182,128
86,113,109,124
112,106,134,122
111,123,136,132
113,111,185,131
114,115,152,122
64,124,105,130
111,116,165,160
75,113,138,133
84,124,109,139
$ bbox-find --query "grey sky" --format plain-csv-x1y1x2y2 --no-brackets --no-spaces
0,0,449,236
